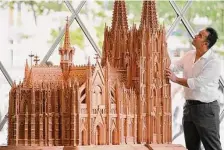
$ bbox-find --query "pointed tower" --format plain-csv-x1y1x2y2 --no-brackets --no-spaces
111,0,128,31
59,17,75,80
24,59,29,79
139,0,158,31
102,0,129,69
136,0,172,145
24,59,30,86
136,0,158,144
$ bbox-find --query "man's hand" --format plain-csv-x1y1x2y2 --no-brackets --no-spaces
165,68,177,82
165,68,189,87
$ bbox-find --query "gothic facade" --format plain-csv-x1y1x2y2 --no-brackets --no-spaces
7,0,171,147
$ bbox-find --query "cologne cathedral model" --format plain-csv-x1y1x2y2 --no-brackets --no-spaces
2,0,186,150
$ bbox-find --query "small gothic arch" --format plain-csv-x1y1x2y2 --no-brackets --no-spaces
92,85,103,107
142,127,146,142
153,88,156,97
112,128,118,145
129,119,134,137
23,99,28,113
69,50,73,60
154,63,159,77
95,125,102,145
144,116,147,141
81,129,88,145
143,101,147,113
153,88,157,106
63,53,68,60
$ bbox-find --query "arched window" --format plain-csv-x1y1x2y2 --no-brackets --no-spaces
82,129,87,145
64,53,68,60
92,85,103,107
96,125,101,145
69,51,73,61
112,128,118,144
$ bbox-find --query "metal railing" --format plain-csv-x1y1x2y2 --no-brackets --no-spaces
0,114,8,131
0,61,13,87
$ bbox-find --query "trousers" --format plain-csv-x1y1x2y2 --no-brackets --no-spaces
183,100,222,150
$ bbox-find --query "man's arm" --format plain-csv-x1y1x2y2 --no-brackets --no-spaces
187,60,221,89
166,59,221,89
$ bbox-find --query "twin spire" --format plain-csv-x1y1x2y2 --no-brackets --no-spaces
140,0,158,30
63,0,158,48
63,17,71,50
111,0,158,31
111,0,128,31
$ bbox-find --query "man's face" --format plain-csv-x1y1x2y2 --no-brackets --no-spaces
192,29,209,49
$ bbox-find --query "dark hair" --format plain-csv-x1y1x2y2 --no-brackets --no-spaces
205,27,218,49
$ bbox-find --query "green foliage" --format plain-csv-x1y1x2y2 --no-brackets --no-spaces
70,28,84,49
0,1,66,13
49,29,59,43
96,11,106,18
184,1,224,48
0,1,68,25
20,34,32,39
49,28,84,49
95,23,105,48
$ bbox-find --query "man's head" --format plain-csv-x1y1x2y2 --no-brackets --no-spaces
192,27,218,51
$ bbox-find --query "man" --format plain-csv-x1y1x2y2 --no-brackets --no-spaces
166,27,222,150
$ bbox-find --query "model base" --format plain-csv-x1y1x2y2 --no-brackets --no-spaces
146,144,187,150
0,144,186,150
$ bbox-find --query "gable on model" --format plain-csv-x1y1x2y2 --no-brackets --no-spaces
7,0,172,147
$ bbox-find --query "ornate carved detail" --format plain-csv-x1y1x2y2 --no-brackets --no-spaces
7,0,172,147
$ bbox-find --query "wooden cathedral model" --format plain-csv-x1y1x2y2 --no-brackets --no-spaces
3,0,186,150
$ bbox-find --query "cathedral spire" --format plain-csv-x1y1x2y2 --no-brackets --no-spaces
59,17,75,80
24,59,29,78
139,0,158,31
111,0,128,31
24,59,30,86
25,59,29,69
63,16,71,50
